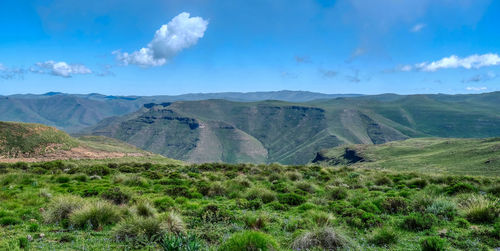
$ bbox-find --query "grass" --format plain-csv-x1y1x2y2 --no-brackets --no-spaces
0,161,498,250
0,122,78,158
314,137,500,176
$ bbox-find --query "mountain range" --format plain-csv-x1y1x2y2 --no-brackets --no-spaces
0,91,360,132
1,91,499,164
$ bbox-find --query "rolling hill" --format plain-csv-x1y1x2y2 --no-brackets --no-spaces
312,137,500,176
0,121,154,162
86,92,500,164
0,91,359,132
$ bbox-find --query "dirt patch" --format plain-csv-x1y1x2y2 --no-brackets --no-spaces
0,146,149,163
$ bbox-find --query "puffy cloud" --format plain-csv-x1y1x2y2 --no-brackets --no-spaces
417,54,500,72
411,23,426,32
115,12,208,67
0,63,25,80
466,86,487,91
395,54,500,72
31,61,92,77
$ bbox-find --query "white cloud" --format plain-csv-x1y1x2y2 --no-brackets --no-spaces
395,53,500,72
0,63,25,80
417,54,500,72
463,72,496,83
31,61,92,77
411,23,426,32
466,86,487,91
115,12,208,67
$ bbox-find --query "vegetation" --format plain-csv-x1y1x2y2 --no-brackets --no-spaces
314,137,500,176
0,161,498,250
0,122,77,158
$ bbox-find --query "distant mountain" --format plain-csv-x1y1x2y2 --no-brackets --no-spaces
0,91,361,132
311,137,500,176
85,92,500,164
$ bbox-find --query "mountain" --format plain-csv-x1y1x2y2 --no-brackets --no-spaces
0,91,360,132
0,121,153,162
312,137,500,176
86,92,500,164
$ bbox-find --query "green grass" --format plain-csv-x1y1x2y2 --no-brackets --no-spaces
0,122,78,158
314,137,500,176
0,161,498,250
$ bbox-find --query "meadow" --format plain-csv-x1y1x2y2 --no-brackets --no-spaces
0,160,498,250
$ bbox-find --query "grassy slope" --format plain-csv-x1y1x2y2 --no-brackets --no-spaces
0,161,498,250
314,137,500,176
0,121,78,158
0,122,181,165
87,92,500,165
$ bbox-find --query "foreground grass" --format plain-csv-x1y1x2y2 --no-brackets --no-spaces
0,161,498,250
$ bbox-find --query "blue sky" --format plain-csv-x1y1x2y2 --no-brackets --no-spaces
1,0,499,95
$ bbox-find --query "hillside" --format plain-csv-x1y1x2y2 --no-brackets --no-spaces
0,91,359,132
86,92,500,164
312,138,500,176
0,121,155,162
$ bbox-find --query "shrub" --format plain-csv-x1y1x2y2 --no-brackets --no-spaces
291,227,356,250
358,201,380,214
420,236,448,251
380,197,408,214
374,176,392,186
219,231,279,251
28,223,40,232
412,194,434,213
278,193,306,206
69,200,122,230
154,196,175,212
425,199,457,220
267,201,288,211
84,164,111,176
0,216,21,226
208,182,226,197
101,187,131,205
327,187,348,200
308,210,335,227
73,173,88,182
488,184,500,196
55,175,71,183
369,227,398,246
112,216,166,242
243,213,269,230
407,178,428,189
446,182,477,195
43,195,85,224
401,213,437,231
18,237,29,249
465,200,499,223
455,218,470,228
286,171,302,181
134,200,157,218
296,181,316,193
159,233,203,251
160,211,186,235
247,187,276,204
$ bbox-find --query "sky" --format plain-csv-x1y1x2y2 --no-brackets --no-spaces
1,0,500,96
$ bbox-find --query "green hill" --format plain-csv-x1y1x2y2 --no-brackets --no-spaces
0,121,78,158
312,137,500,176
0,121,164,162
87,92,500,164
